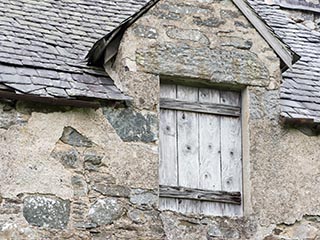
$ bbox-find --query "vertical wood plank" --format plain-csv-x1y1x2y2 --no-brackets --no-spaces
159,84,178,211
176,85,200,214
220,91,242,216
198,88,223,215
220,90,241,107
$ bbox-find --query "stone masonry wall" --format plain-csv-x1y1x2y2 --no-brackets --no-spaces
0,0,320,239
105,0,320,238
0,101,161,239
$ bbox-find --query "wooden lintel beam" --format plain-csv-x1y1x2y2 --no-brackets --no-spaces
159,185,241,205
160,98,240,117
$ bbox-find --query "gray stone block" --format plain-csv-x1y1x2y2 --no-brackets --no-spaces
133,25,158,39
60,126,93,147
23,195,70,229
129,189,157,207
193,16,225,27
93,184,131,198
166,26,209,45
127,209,147,224
51,147,79,168
71,175,88,197
103,107,157,142
88,198,123,226
84,152,103,165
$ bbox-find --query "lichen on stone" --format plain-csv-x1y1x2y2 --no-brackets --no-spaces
23,195,70,229
88,198,123,226
103,107,157,142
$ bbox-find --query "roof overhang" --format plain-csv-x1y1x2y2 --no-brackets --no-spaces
281,116,320,136
0,89,101,109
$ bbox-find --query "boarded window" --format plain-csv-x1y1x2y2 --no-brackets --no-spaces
159,84,242,216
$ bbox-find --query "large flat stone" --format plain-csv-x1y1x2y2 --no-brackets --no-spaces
23,195,70,229
103,107,157,142
136,42,269,87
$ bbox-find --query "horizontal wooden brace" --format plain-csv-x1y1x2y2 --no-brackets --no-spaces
159,185,241,205
160,98,240,117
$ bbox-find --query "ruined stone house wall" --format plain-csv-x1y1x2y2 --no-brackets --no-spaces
0,0,320,239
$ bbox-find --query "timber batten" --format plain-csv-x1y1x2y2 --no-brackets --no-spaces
160,98,241,117
159,185,241,205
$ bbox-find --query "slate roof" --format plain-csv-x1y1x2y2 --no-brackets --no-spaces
248,0,320,121
2,0,320,119
0,0,149,103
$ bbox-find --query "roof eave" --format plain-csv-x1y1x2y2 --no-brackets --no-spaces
281,116,320,136
0,90,132,109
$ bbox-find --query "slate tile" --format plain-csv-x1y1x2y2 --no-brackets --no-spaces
2,74,31,84
72,73,100,84
36,69,59,79
288,112,307,119
17,67,38,76
31,76,53,86
281,99,304,108
5,83,44,93
0,52,11,59
65,88,86,97
29,89,49,96
46,87,69,97
7,59,23,65
0,65,17,75
69,81,89,91
302,102,320,111
58,72,73,82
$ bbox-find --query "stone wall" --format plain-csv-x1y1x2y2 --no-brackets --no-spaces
0,101,160,239
105,0,320,238
0,0,320,239
0,100,255,240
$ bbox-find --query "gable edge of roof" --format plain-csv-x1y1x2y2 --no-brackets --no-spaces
233,0,300,70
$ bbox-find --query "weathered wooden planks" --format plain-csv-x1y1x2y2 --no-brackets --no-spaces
198,88,223,215
160,99,240,117
220,91,243,216
159,84,178,211
159,84,243,216
176,85,200,214
159,185,241,205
